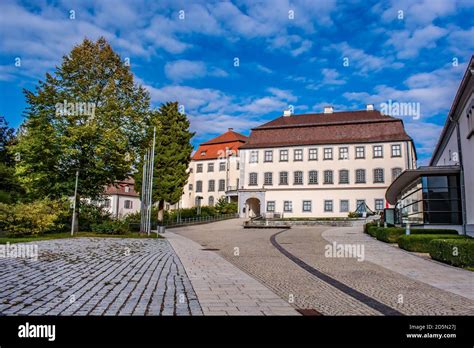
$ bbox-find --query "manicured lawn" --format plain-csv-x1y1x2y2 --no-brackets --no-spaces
0,231,162,244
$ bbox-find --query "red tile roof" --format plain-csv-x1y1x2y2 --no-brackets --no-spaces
104,178,139,197
241,110,413,149
193,129,248,160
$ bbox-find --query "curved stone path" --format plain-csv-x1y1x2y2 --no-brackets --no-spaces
172,218,474,315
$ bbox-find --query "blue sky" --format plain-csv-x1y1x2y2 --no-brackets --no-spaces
0,0,473,164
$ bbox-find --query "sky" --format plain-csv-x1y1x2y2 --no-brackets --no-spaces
0,0,473,165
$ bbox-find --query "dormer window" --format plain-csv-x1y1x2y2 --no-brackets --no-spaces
201,151,206,156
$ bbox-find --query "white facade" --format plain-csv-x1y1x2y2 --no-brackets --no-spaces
238,142,416,218
181,155,241,208
103,194,140,218
431,59,474,231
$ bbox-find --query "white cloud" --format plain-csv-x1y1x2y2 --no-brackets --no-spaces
164,60,228,82
386,25,448,59
330,42,403,75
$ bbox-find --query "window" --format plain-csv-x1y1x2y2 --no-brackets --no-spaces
279,171,288,185
294,149,303,161
125,186,130,193
250,150,259,163
219,162,226,171
103,199,111,208
323,170,333,184
339,170,349,184
392,167,402,181
302,200,312,212
208,180,215,191
124,200,133,209
324,200,333,212
264,150,273,162
249,173,258,186
308,170,318,184
197,164,203,173
323,147,333,160
375,199,384,211
373,145,383,158
373,168,384,183
208,163,214,172
279,149,288,161
339,147,349,160
467,103,474,138
391,144,402,157
294,171,303,185
355,146,365,159
209,196,214,206
309,148,318,161
340,200,349,213
355,169,366,183
264,172,273,185
283,201,292,212
196,181,202,192
266,201,275,212
218,179,225,191
356,200,366,212
237,161,240,170
188,184,193,191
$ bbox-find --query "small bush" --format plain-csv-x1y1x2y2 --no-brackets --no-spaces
0,198,70,236
398,234,467,253
366,224,379,238
78,202,112,231
348,211,358,218
429,239,474,268
375,227,459,243
91,220,128,235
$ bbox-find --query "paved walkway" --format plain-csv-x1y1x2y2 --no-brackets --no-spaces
322,226,474,301
172,218,474,315
0,238,201,315
166,231,299,315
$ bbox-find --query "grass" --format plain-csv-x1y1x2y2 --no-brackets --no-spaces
0,231,162,244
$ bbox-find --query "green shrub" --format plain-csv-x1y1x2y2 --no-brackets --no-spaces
78,202,112,231
214,197,238,214
348,211,358,218
366,224,379,238
429,239,474,268
375,227,459,243
0,198,70,236
398,234,467,253
91,220,128,235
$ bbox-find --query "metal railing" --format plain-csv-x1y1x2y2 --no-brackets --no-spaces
164,213,239,228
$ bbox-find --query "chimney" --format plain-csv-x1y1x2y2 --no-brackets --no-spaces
283,109,292,117
366,104,374,111
228,128,233,131
323,106,333,114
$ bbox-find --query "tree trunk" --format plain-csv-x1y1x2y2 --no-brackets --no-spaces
157,200,164,223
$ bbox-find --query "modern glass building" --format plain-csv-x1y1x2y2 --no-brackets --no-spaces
386,166,463,229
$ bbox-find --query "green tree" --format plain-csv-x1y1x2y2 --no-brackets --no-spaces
0,116,23,203
13,37,152,231
135,102,194,222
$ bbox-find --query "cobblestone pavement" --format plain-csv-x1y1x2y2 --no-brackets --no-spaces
0,238,202,316
166,231,299,316
171,219,474,316
322,226,474,301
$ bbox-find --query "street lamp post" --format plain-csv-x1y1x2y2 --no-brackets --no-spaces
71,170,79,236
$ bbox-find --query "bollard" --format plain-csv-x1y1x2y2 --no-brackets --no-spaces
405,222,410,235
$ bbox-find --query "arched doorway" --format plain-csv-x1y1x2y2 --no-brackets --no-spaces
245,198,261,218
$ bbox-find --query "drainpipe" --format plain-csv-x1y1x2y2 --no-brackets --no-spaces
454,118,467,235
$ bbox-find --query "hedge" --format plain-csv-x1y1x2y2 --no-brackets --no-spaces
374,227,458,243
397,234,467,253
429,239,474,268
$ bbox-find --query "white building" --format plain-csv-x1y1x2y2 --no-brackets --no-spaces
387,56,474,234
102,178,140,218
238,106,416,218
181,128,248,209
